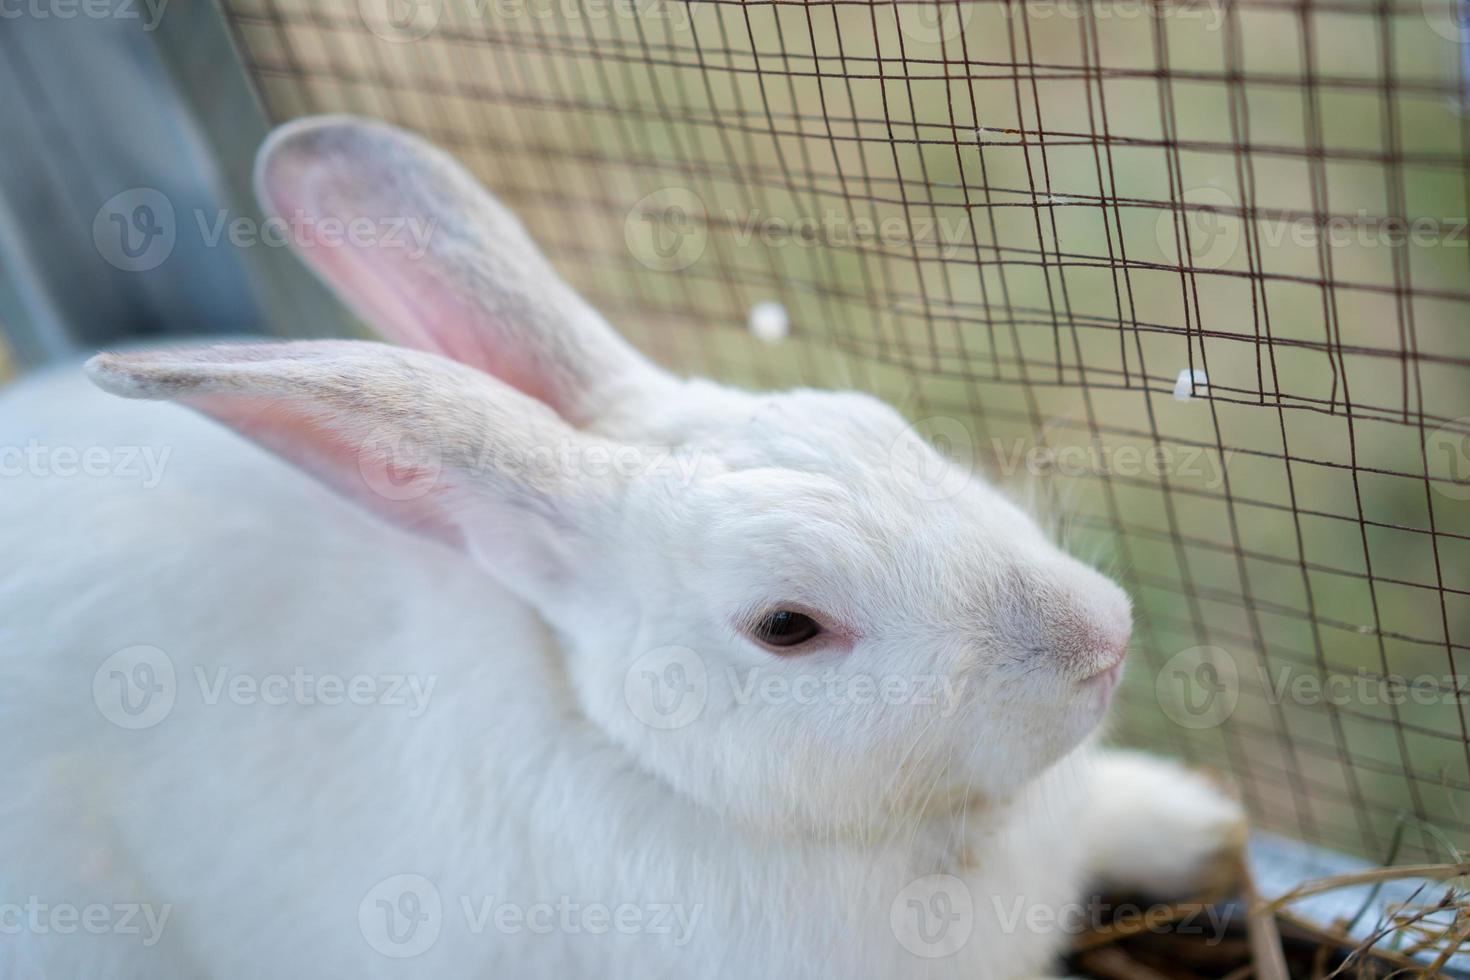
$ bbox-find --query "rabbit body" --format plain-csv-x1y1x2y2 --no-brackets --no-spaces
0,116,1245,980
1,368,1087,980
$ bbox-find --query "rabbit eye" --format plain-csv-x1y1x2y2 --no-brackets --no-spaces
752,610,822,648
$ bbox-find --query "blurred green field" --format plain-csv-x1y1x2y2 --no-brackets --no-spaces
226,0,1470,863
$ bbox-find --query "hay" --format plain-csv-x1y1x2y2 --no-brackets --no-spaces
1069,854,1470,978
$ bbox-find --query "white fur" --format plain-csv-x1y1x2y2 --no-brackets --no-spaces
0,117,1244,979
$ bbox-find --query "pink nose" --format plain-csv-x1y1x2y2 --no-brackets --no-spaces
1006,556,1133,674
1086,618,1132,665
1052,582,1132,673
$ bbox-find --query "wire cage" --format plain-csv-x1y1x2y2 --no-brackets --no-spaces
215,0,1470,867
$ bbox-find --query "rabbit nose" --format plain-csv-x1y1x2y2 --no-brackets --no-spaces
1083,613,1131,666
1093,592,1133,654
1029,565,1132,676
996,552,1132,674
1070,586,1132,677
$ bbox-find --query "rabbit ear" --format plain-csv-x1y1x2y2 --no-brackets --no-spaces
87,341,621,611
253,115,670,427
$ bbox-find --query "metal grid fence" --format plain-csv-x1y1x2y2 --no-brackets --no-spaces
220,0,1470,864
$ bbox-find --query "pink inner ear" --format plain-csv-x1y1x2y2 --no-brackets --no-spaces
278,206,561,414
187,393,464,546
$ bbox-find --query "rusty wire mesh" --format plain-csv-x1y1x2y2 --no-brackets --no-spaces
219,0,1470,864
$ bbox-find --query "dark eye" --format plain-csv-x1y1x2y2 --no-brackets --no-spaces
752,610,822,649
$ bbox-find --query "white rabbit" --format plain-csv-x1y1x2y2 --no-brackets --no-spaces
0,116,1245,980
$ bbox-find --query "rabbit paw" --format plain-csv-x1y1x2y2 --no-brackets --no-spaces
1086,750,1248,900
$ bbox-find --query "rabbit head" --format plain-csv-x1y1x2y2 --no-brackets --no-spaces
88,117,1132,837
